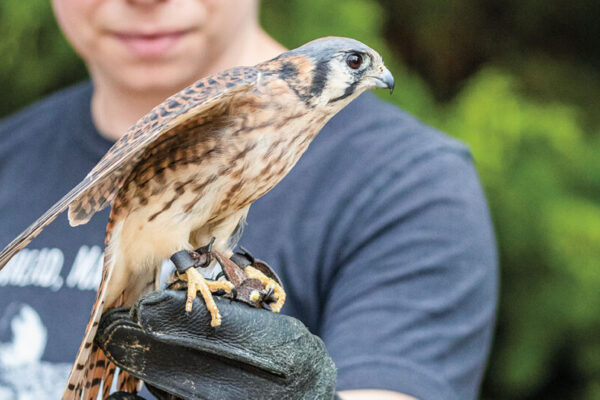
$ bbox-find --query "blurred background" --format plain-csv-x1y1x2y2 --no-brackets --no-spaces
0,1,598,398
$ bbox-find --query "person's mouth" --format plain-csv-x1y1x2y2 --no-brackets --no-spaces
112,30,192,58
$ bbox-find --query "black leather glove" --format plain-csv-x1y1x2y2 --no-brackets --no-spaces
96,289,338,400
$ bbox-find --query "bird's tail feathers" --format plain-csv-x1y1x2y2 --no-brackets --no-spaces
62,242,117,400
63,218,157,399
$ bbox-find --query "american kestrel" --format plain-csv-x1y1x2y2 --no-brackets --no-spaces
0,37,394,399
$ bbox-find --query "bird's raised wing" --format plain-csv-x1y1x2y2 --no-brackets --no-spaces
0,66,260,270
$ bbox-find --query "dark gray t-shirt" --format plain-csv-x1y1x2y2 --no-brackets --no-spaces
0,82,497,400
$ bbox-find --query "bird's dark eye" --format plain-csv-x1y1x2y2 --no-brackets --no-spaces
346,53,363,69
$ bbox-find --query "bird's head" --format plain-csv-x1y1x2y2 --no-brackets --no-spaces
267,37,394,109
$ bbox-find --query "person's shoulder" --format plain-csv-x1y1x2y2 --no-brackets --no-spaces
333,93,469,157
0,82,92,149
318,93,472,175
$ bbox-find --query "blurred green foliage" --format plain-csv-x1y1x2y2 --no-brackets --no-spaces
445,70,600,399
1,1,598,398
0,0,87,117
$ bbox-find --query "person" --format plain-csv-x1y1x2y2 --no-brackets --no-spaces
0,1,497,399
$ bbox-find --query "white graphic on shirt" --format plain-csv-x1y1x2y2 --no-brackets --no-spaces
0,303,70,399
0,246,104,291
0,248,64,291
65,246,104,290
0,245,217,398
0,246,105,397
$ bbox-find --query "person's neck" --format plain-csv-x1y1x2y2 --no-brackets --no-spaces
91,27,285,142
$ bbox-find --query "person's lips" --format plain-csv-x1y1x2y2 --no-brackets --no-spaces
112,30,191,58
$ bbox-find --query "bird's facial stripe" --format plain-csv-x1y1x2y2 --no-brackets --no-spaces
272,55,319,106
310,59,330,98
278,61,299,80
328,80,360,103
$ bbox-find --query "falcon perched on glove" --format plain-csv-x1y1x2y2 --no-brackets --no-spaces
0,36,394,399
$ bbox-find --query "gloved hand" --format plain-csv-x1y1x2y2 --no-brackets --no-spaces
96,289,338,400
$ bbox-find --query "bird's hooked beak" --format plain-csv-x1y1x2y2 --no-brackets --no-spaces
371,66,395,94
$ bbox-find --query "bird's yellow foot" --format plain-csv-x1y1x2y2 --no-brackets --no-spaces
180,267,234,327
244,266,286,312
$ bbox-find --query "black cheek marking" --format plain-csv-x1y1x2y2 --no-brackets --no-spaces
279,61,299,80
329,80,360,103
310,60,330,98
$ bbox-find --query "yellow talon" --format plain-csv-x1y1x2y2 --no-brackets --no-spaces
180,267,233,327
244,266,286,313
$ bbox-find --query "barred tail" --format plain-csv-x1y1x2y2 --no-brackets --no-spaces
62,249,114,400
62,213,123,400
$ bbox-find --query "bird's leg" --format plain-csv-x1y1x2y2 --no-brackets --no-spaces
170,249,234,327
179,267,234,327
244,266,286,312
